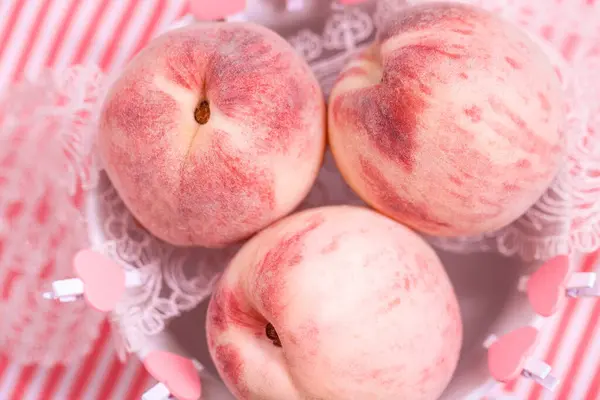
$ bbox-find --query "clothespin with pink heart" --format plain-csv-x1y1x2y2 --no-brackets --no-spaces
43,250,202,400
518,255,599,317
142,351,203,400
484,326,559,391
43,249,144,312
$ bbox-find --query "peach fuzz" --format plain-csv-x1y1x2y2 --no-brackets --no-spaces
98,22,326,248
328,2,565,237
206,206,462,400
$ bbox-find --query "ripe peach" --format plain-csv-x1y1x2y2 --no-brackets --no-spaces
328,2,565,237
99,22,326,247
206,206,462,400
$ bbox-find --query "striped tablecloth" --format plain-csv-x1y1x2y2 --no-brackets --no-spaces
0,1,598,399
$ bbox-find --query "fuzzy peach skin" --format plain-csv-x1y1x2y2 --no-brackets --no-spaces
206,206,462,400
328,2,565,237
98,22,326,248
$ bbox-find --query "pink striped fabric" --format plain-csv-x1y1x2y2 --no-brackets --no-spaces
0,0,190,398
0,0,598,399
492,252,600,400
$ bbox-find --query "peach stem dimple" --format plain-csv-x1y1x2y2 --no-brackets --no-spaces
194,100,211,124
265,323,282,347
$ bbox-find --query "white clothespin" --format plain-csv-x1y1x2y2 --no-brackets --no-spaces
565,272,599,297
518,256,599,317
142,383,172,400
42,270,142,303
484,327,559,392
142,352,203,400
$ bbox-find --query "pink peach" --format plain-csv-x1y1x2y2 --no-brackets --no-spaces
206,206,462,399
328,2,565,236
99,22,326,247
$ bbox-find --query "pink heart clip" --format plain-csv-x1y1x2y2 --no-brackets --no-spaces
143,351,202,400
485,327,559,391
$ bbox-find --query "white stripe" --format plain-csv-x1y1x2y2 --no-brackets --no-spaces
23,367,49,400
104,0,160,74
24,0,73,80
154,0,189,38
0,0,45,88
85,0,130,64
107,0,184,74
0,364,23,397
0,0,19,43
562,301,600,399
82,343,120,398
111,359,146,399
539,298,596,400
53,360,82,399
52,0,101,69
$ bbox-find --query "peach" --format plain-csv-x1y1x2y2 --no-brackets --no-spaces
328,2,565,237
206,206,462,400
98,22,326,247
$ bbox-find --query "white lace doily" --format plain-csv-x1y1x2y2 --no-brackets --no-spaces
0,66,105,365
10,0,596,354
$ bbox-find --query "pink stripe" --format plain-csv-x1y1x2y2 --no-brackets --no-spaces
504,378,518,392
70,0,111,65
44,0,80,67
586,363,600,400
556,301,600,398
129,0,169,58
67,320,111,399
38,365,66,400
8,364,37,400
528,251,600,400
98,0,140,69
0,0,26,61
12,0,53,82
178,0,191,17
126,363,154,400
0,355,10,387
96,356,126,399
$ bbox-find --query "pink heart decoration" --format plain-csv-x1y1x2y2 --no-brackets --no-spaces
189,0,246,20
488,326,539,382
144,351,202,400
73,249,126,312
527,255,570,317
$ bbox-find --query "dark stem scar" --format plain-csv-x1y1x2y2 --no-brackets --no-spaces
194,100,211,124
265,323,282,347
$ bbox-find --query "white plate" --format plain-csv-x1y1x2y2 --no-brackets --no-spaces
89,2,564,398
